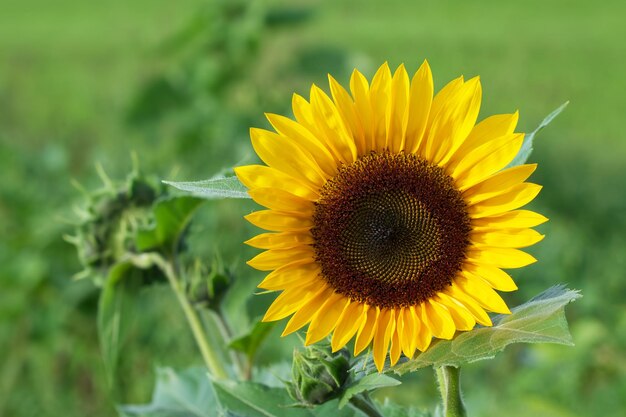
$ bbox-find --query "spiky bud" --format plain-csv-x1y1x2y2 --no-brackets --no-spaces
286,344,350,406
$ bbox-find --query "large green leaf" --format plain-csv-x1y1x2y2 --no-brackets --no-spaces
163,176,250,200
507,101,569,168
378,400,432,417
119,367,219,417
212,380,313,417
135,196,204,253
212,380,359,417
392,286,581,374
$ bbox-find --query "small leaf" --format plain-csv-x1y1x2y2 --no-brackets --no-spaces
507,101,569,168
229,320,276,360
135,196,204,253
164,176,250,200
392,285,581,374
119,367,219,417
338,373,401,408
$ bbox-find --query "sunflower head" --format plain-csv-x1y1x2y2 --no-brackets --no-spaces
237,62,547,372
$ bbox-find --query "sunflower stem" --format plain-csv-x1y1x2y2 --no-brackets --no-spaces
436,366,467,417
349,393,385,417
149,253,230,379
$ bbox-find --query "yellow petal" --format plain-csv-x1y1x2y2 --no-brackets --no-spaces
400,307,417,358
235,165,318,200
387,64,410,153
250,128,327,187
310,85,358,164
466,246,537,269
413,305,432,351
434,294,475,331
247,247,315,271
245,231,314,250
421,300,456,340
456,274,511,314
292,93,322,138
389,311,403,365
463,164,537,203
331,302,366,352
451,112,519,160
405,60,434,154
266,113,338,176
247,187,314,214
431,77,482,166
451,133,524,189
258,261,320,290
328,74,366,156
354,306,380,355
444,284,492,326
462,262,518,292
471,228,545,248
368,62,392,150
350,69,374,154
468,183,542,218
282,285,332,336
245,210,312,232
263,283,319,321
472,210,549,229
427,76,465,128
305,291,351,345
373,309,394,372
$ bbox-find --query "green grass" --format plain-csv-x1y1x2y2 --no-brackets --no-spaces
1,1,625,416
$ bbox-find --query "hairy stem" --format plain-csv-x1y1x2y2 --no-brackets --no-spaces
436,366,467,417
149,254,230,379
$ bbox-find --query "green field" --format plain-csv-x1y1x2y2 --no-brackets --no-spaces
1,1,625,416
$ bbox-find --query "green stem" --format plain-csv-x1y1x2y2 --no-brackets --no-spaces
349,394,385,417
210,309,247,379
435,366,467,417
149,254,230,379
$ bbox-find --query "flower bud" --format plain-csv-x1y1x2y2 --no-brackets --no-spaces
286,344,350,406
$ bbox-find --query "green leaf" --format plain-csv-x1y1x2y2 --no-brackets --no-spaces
378,399,432,417
163,176,250,200
212,380,312,417
213,380,357,417
392,286,581,374
507,101,569,168
98,261,143,391
337,373,400,408
135,196,204,253
119,367,219,417
229,320,276,361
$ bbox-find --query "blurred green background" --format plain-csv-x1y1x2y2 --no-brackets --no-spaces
1,0,625,416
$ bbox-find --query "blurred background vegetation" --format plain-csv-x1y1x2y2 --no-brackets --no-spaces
1,0,624,416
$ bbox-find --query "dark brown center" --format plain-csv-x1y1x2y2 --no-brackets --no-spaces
312,151,471,308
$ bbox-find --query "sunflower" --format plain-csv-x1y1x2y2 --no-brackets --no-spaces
236,62,546,372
